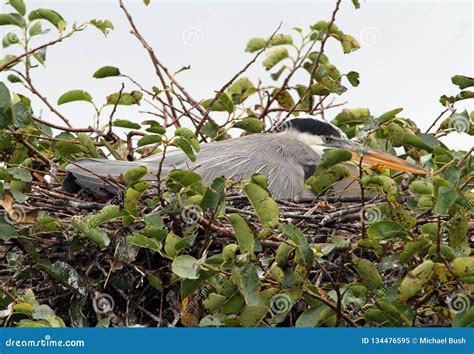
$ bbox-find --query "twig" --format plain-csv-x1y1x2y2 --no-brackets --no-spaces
195,23,282,134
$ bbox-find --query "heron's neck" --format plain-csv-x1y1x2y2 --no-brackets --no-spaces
280,131,327,156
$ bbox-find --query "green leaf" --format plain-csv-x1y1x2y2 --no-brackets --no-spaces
280,224,314,267
112,119,141,130
71,218,110,249
399,239,430,264
315,149,352,175
126,233,162,252
173,137,196,162
272,89,295,109
167,170,201,189
28,9,66,31
243,176,279,228
86,205,123,227
351,0,361,9
309,165,350,193
9,1,26,16
137,135,161,147
398,260,434,302
201,121,219,138
172,255,201,279
202,92,234,114
245,37,266,53
240,288,278,327
146,272,163,290
0,82,13,128
0,219,17,240
269,34,293,47
295,305,326,327
0,13,23,27
228,214,255,256
339,34,360,54
57,90,92,105
28,21,42,36
451,257,474,277
352,257,383,291
123,166,148,184
3,32,19,48
346,71,360,87
368,221,410,240
433,186,457,215
106,91,142,105
93,66,121,79
90,19,114,36
263,48,289,71
458,307,474,327
203,293,227,312
233,117,264,133
7,74,22,83
378,108,403,124
451,75,474,89
232,263,260,306
318,77,347,95
35,261,85,294
200,177,225,211
227,77,257,104
409,181,433,195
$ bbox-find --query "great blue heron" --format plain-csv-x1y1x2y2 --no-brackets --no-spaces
63,117,427,199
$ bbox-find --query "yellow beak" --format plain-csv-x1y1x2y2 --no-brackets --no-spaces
347,145,428,175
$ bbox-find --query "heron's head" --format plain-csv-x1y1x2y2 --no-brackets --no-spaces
276,117,428,175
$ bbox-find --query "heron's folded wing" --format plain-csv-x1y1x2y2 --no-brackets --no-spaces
189,134,320,199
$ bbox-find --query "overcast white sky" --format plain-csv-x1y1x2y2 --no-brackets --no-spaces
1,0,473,150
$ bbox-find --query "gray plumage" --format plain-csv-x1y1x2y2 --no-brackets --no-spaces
64,117,427,199
64,132,322,200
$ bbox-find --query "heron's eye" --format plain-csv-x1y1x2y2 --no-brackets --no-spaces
322,136,332,144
